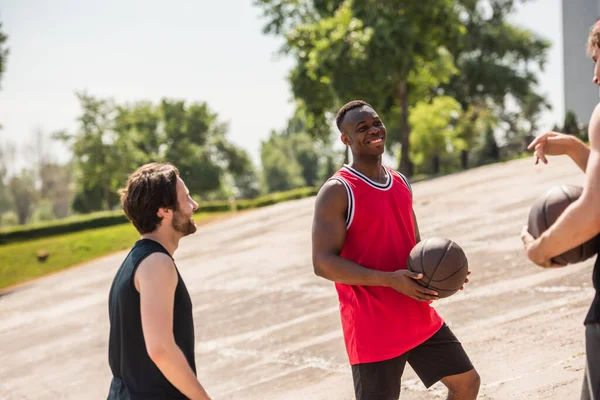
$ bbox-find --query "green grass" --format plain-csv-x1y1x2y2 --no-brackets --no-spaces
0,212,228,290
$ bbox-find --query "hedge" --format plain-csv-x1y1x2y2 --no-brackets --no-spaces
0,186,319,244
236,187,318,210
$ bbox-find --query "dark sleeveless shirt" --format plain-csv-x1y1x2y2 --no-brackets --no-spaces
585,255,600,325
107,239,196,399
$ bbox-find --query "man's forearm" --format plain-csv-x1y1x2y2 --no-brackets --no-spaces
151,343,211,400
567,139,591,172
538,198,599,259
313,254,393,287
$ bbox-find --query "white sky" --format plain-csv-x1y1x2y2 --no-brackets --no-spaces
0,0,563,172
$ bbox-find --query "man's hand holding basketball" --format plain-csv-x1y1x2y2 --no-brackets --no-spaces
387,270,440,302
521,225,563,268
459,271,471,291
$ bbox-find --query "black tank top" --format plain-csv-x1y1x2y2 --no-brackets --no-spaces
107,239,196,399
585,255,600,324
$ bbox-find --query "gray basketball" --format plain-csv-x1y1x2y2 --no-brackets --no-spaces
406,237,468,298
527,184,599,265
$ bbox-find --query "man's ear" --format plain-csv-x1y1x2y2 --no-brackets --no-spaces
157,207,173,220
340,133,351,146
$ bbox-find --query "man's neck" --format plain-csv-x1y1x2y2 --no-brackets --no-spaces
349,156,385,183
141,230,180,256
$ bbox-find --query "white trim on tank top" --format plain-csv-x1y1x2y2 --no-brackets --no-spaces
342,164,393,191
329,176,355,229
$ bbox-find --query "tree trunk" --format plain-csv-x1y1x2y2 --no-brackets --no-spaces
105,187,115,211
397,80,413,177
432,155,440,175
461,150,469,169
17,208,28,225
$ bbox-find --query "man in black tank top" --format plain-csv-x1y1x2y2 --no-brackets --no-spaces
520,20,600,400
107,162,211,400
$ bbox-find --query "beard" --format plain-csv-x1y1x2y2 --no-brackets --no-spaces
172,209,197,236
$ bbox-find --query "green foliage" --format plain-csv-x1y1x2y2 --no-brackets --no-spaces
472,122,500,166
563,111,580,136
31,200,56,223
0,19,8,89
257,0,466,176
1,211,17,227
443,0,551,161
553,110,588,142
409,96,463,174
38,162,73,219
0,210,129,244
235,186,318,210
54,93,121,211
160,99,224,195
256,0,551,176
8,169,37,225
56,93,259,212
318,151,343,182
0,153,12,216
0,186,319,244
261,131,308,192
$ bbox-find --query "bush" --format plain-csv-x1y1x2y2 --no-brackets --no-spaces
0,211,129,244
0,186,320,244
235,187,318,210
1,211,19,227
195,200,233,213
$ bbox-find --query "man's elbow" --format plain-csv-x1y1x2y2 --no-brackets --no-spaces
312,254,329,278
580,196,600,232
146,341,171,364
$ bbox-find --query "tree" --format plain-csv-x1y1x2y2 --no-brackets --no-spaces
260,131,307,192
563,111,580,136
0,19,9,89
55,92,122,211
257,0,551,175
476,122,500,166
59,94,258,210
0,139,15,220
256,0,464,177
9,169,37,225
442,0,551,160
161,99,237,198
454,104,492,168
213,139,261,199
409,96,463,175
39,162,73,218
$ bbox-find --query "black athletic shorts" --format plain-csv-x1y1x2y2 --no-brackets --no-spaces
352,323,474,400
582,323,600,400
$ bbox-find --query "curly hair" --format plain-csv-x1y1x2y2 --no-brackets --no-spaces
119,162,180,234
587,19,600,57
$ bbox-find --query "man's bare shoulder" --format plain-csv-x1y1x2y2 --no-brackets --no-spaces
315,179,348,211
135,252,177,290
589,103,600,145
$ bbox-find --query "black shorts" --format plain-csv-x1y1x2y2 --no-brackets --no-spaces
352,323,474,400
582,323,600,400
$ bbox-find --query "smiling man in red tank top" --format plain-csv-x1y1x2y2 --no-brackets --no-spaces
312,100,480,399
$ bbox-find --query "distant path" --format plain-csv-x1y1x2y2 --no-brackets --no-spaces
0,156,593,399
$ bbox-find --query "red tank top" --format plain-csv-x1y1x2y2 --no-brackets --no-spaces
330,165,443,365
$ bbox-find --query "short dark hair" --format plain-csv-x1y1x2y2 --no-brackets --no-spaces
335,100,373,131
119,162,180,234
